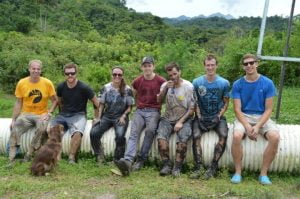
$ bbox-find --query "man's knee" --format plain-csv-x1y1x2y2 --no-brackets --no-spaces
90,126,100,138
232,131,244,142
266,131,280,145
218,136,227,146
72,131,82,138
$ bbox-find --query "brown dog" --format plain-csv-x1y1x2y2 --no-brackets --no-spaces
31,124,64,176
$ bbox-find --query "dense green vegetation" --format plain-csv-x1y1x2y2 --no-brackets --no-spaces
0,0,299,94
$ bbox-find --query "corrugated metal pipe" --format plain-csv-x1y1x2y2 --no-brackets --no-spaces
0,118,299,172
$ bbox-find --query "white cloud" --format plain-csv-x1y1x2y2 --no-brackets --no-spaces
126,0,300,18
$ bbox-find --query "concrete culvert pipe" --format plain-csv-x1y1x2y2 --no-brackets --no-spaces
0,118,299,172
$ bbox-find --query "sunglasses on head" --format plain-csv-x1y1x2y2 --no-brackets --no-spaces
243,61,256,66
64,72,76,76
112,73,123,77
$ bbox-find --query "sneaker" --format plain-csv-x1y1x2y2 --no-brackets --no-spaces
258,176,272,185
204,164,218,180
172,167,181,177
160,162,172,176
132,160,144,172
6,161,15,169
20,154,31,163
189,164,203,179
115,158,132,176
172,161,183,177
231,174,242,184
189,169,201,179
68,158,76,164
96,154,105,166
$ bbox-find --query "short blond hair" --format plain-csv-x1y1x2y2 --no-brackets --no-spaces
28,60,42,68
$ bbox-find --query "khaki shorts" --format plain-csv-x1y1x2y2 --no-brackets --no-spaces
233,113,279,135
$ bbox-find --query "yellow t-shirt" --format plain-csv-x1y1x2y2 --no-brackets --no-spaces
15,77,56,115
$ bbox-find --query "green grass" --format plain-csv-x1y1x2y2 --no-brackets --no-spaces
0,156,300,199
0,88,299,198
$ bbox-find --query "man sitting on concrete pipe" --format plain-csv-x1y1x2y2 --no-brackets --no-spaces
230,53,280,185
190,54,230,180
8,60,57,166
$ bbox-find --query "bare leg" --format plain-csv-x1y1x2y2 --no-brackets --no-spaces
69,132,82,163
231,131,244,175
260,131,280,176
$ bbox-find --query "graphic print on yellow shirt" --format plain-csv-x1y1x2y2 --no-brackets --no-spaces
15,77,56,115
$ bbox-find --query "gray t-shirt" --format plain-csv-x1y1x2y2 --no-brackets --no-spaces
161,79,195,122
99,83,134,119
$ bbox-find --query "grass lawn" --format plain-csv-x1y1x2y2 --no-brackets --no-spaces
0,87,299,198
0,156,300,199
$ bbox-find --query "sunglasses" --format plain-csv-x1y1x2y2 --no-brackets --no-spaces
243,61,256,66
112,73,123,77
64,72,76,76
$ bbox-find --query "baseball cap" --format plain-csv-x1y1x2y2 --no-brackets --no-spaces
141,56,154,65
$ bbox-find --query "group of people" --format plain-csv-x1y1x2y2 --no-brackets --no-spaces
7,53,280,185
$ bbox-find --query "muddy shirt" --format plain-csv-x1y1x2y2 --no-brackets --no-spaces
162,79,195,122
99,83,134,119
193,75,230,121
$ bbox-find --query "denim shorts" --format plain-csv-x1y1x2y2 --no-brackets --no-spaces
50,113,87,136
157,117,192,143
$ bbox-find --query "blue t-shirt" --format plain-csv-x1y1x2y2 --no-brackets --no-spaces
231,75,276,115
193,75,230,121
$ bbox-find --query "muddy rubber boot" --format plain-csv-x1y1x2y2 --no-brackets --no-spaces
68,132,82,164
204,161,218,180
160,159,172,176
172,142,187,177
158,139,171,176
190,138,203,179
189,163,203,179
172,161,183,177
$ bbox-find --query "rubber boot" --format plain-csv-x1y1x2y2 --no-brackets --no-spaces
190,138,203,179
172,142,187,177
158,139,171,176
204,161,218,180
160,159,172,176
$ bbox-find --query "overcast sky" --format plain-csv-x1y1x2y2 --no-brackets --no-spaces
126,0,300,18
